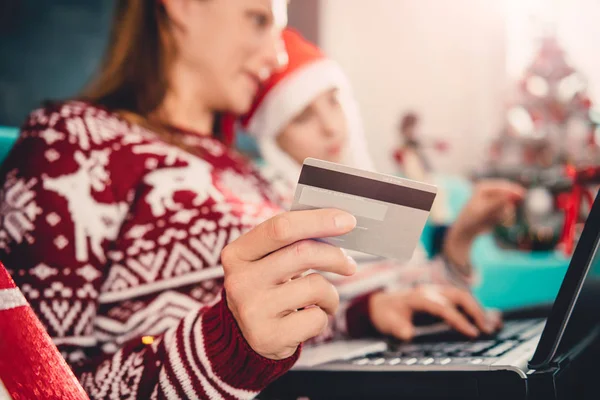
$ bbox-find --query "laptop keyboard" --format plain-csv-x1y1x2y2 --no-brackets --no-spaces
345,319,546,368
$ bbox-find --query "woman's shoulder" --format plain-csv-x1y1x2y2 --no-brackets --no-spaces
25,100,119,128
19,100,165,153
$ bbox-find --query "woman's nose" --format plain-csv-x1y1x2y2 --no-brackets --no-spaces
260,33,288,81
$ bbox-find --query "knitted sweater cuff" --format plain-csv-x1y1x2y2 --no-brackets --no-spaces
345,291,381,338
201,291,300,392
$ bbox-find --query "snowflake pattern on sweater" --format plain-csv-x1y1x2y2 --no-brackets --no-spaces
0,102,301,399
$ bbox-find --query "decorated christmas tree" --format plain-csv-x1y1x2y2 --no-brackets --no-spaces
481,35,600,254
490,35,600,169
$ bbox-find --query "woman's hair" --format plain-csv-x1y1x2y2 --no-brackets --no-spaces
83,0,225,143
84,1,170,119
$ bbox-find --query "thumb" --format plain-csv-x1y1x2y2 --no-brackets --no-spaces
388,312,416,341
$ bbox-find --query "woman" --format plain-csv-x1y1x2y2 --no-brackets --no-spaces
0,3,513,399
0,1,360,399
243,29,525,339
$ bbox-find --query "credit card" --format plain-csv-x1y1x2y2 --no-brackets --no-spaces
291,158,437,261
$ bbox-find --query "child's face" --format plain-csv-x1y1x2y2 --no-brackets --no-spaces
276,88,348,164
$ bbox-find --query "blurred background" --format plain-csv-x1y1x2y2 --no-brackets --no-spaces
3,0,599,174
1,0,600,310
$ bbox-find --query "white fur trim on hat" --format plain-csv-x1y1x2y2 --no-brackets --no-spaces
258,137,303,185
247,58,347,139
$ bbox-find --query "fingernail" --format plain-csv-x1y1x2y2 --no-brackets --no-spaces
484,323,496,334
334,213,356,230
346,256,357,274
469,326,480,337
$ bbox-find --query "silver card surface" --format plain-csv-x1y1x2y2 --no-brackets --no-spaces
291,158,437,261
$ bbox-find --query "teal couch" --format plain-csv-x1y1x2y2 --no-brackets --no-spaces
0,127,19,165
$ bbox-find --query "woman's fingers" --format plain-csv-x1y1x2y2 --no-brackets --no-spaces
257,239,356,284
278,307,330,345
221,209,357,360
227,209,356,262
268,273,340,316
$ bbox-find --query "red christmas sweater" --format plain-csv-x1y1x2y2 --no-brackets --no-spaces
0,101,368,399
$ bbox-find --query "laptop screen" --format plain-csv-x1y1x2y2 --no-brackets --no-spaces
529,190,600,369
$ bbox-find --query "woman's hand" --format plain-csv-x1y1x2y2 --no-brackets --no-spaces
369,285,502,341
222,209,358,360
443,180,525,272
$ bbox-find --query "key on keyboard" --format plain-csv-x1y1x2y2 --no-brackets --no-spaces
518,323,545,340
497,319,539,340
483,341,519,357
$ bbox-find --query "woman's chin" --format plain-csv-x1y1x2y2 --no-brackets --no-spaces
228,99,252,116
224,91,255,116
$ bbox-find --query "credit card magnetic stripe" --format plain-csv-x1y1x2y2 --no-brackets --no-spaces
298,164,436,211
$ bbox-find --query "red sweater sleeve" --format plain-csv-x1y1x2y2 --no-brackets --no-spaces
0,102,297,399
78,294,297,399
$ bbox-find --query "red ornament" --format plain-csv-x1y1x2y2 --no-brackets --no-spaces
0,263,88,400
393,148,404,164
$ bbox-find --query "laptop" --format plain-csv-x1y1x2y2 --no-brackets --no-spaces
262,192,600,399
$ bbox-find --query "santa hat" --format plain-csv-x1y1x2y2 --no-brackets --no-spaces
241,29,374,183
0,263,88,399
